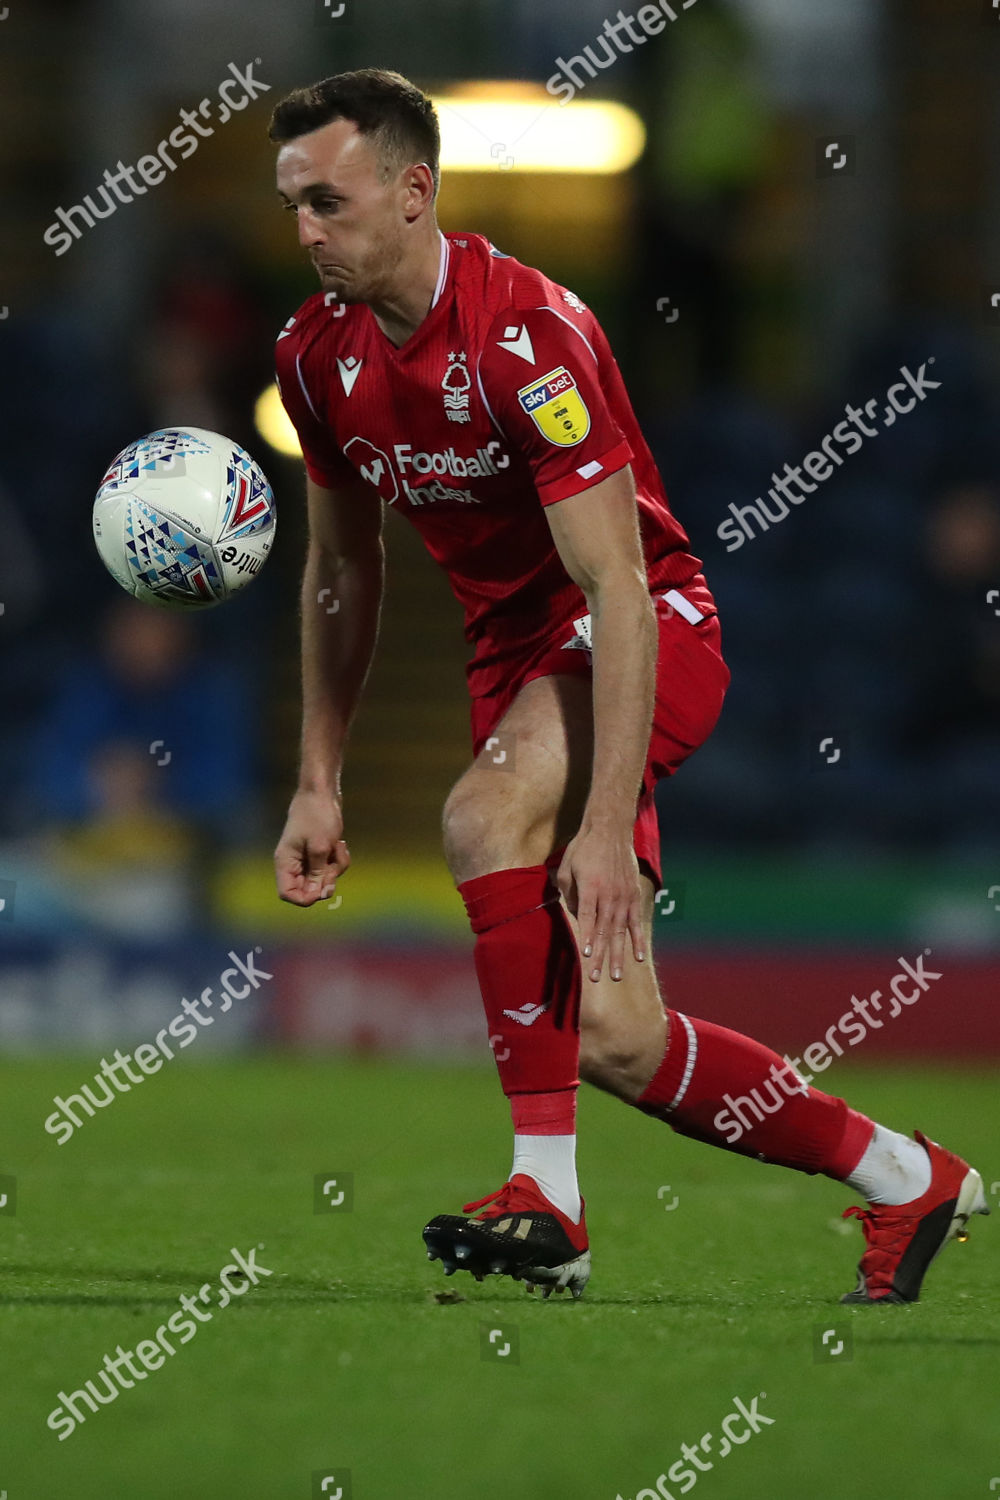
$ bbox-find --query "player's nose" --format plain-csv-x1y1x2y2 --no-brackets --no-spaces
297,207,324,249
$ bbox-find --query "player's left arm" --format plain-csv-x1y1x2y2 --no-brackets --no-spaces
544,463,658,984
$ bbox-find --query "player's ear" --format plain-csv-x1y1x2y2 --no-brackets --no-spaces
402,162,436,219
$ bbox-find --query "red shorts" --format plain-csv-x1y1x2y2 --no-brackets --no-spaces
468,574,730,889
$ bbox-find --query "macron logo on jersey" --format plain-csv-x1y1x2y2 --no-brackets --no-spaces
337,356,364,397
497,324,536,364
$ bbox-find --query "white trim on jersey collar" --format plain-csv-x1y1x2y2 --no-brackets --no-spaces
429,232,450,310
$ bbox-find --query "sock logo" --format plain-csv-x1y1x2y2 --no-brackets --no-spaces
502,1001,549,1026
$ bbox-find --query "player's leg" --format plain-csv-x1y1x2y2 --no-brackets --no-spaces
568,864,925,1205
571,873,990,1306
443,676,667,1097
436,663,874,1283
441,671,593,886
432,668,782,1293
583,596,990,1302
433,661,864,1292
569,874,989,1301
567,870,667,1098
429,670,625,1294
435,657,988,1303
443,674,668,1108
571,862,989,1303
616,975,990,1301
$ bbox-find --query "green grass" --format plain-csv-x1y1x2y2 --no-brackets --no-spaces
0,1057,997,1499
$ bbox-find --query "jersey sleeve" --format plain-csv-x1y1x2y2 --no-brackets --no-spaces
477,304,633,506
274,326,355,490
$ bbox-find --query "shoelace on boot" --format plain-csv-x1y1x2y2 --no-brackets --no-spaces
843,1203,914,1282
463,1181,537,1219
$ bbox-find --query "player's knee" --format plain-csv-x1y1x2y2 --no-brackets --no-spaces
442,780,534,883
442,791,479,880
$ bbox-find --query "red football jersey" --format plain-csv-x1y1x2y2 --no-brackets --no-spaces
275,231,708,689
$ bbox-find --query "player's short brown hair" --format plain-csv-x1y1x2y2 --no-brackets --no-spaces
269,68,440,198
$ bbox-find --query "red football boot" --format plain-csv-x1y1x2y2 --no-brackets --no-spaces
841,1130,989,1304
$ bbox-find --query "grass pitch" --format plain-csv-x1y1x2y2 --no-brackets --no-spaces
0,1056,996,1499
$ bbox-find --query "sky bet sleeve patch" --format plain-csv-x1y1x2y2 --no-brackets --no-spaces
516,366,591,447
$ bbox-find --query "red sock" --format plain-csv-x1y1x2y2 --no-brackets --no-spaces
636,1009,875,1179
459,864,579,1135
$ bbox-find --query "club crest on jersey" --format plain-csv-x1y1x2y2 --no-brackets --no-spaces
442,351,472,424
517,366,591,446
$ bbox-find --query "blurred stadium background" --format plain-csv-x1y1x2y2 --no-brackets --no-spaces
1,0,999,1062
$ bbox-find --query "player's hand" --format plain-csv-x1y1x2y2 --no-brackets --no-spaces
555,824,645,983
274,788,351,907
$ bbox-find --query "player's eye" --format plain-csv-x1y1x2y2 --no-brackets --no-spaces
280,197,341,216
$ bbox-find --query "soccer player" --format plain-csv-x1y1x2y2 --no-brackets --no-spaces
270,70,987,1302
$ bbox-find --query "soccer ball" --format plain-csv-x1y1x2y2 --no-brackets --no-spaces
92,426,276,608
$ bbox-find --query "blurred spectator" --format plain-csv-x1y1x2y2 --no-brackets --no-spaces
31,596,258,856
138,228,275,457
901,482,1000,754
633,2,772,393
0,482,47,834
0,481,44,630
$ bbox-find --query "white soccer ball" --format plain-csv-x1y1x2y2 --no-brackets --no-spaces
92,426,276,608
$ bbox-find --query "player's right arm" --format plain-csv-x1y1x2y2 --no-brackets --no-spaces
274,470,385,907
